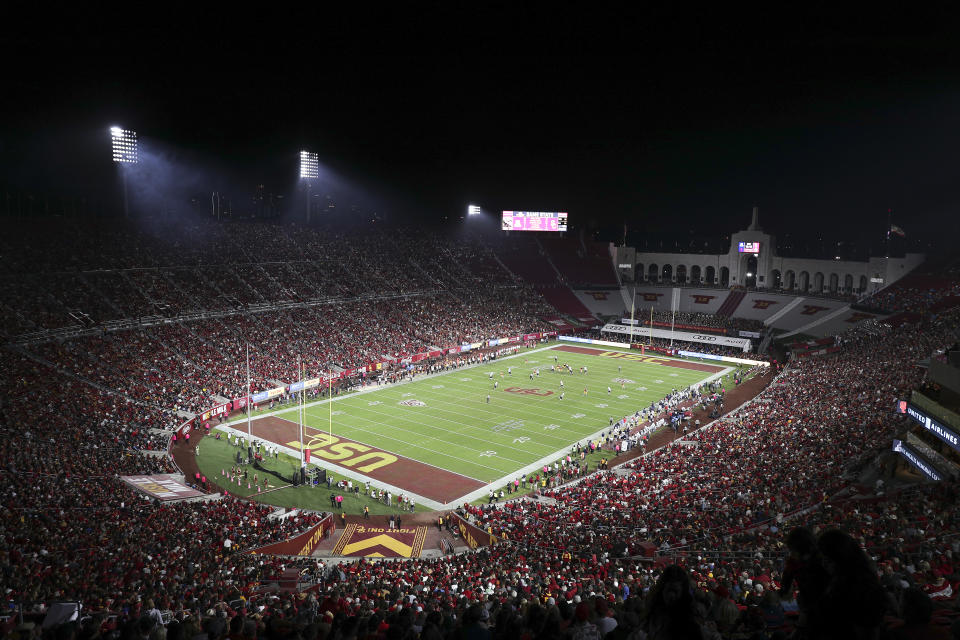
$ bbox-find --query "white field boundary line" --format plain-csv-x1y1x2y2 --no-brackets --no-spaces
219,344,730,508
216,420,453,511
449,366,732,507
298,357,715,467
298,405,531,472
337,374,670,449
220,344,562,429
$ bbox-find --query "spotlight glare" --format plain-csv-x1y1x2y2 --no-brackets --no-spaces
467,204,481,216
110,127,138,164
300,150,319,179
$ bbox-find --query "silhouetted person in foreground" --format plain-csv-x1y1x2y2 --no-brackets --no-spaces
813,528,885,640
640,564,704,640
779,526,830,635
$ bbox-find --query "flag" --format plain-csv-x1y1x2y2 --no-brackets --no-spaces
889,224,905,237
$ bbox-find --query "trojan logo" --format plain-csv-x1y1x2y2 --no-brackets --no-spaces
691,295,716,304
800,305,829,315
505,387,554,397
287,433,397,472
844,312,875,323
752,300,777,309
585,291,608,300
641,293,663,302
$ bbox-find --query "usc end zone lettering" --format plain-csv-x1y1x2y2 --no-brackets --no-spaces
597,351,671,365
286,433,397,472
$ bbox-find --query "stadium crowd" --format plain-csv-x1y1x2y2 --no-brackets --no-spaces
637,311,764,335
3,220,960,640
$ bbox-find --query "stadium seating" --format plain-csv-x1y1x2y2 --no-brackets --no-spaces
2,218,960,640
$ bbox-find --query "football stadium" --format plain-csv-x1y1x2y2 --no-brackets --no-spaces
3,18,960,640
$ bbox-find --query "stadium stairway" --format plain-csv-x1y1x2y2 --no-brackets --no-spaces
715,290,747,317
535,285,596,321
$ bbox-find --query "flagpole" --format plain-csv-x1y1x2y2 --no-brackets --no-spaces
886,208,891,258
649,306,654,346
245,344,251,442
628,287,636,346
329,369,333,440
298,357,304,467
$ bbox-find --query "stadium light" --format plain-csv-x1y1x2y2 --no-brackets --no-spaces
110,126,137,218
300,150,319,179
467,204,481,216
299,150,319,223
110,127,138,164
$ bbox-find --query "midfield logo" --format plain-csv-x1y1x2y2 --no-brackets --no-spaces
504,387,554,397
399,399,426,406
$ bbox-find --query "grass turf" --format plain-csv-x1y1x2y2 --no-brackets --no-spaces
270,344,721,483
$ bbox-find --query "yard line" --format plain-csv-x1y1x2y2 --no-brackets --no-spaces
304,402,543,464
290,417,516,479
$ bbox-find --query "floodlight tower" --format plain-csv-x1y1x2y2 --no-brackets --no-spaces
110,127,138,218
299,150,319,223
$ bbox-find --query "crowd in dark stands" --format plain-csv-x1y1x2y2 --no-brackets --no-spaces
2,221,960,640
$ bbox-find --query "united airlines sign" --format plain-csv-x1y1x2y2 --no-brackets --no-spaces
905,403,960,451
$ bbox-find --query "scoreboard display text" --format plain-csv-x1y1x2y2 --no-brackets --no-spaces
501,211,568,232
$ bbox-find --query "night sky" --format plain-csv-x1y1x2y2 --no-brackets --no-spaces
2,7,958,256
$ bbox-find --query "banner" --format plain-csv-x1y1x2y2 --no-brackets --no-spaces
559,335,631,349
601,324,751,352
451,513,499,549
676,350,770,367
252,386,286,403
200,401,233,422
642,320,726,334
121,474,206,501
738,330,762,339
247,514,336,556
892,440,941,481
289,378,322,394
905,403,960,452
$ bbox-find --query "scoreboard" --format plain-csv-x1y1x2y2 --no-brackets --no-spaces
738,241,760,253
501,211,568,232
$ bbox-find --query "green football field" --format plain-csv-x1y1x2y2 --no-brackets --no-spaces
268,344,727,484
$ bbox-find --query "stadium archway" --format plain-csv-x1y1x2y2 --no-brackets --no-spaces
648,264,658,282
814,272,824,293
799,271,809,292
705,266,716,285
843,274,853,293
690,265,701,284
828,273,839,293
662,264,673,282
720,266,730,287
743,255,758,288
676,265,687,284
784,270,795,290
636,263,644,281
771,269,782,289
859,275,867,293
